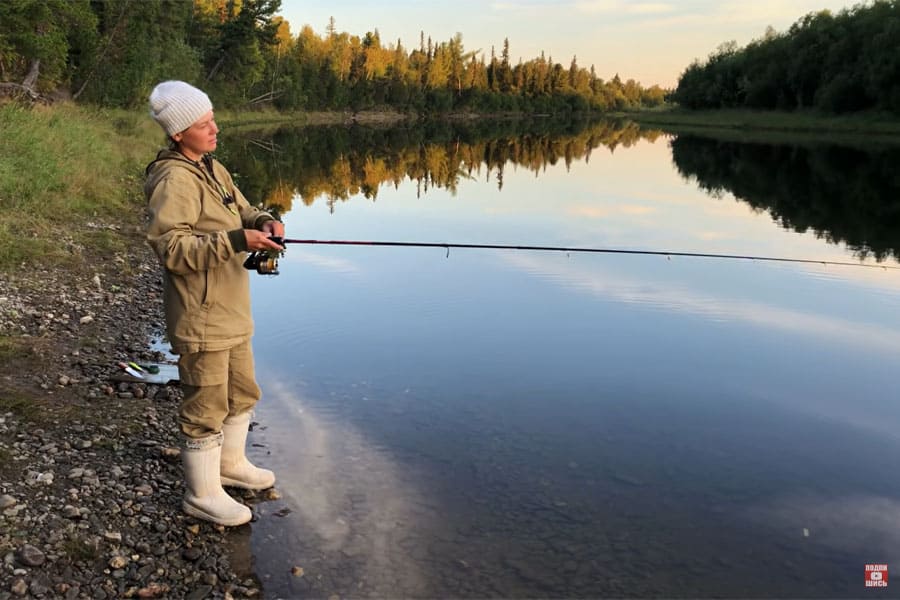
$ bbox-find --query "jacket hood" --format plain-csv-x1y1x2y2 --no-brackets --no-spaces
145,148,204,177
144,149,215,196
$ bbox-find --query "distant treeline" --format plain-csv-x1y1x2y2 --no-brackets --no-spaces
217,118,663,214
670,136,900,261
0,0,666,114
672,0,900,114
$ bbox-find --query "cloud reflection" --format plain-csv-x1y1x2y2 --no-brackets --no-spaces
293,251,362,276
749,493,900,560
566,204,656,218
502,253,900,353
253,378,429,594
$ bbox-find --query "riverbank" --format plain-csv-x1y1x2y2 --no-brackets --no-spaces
619,107,900,145
0,102,273,598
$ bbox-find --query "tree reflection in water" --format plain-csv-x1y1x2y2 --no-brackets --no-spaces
220,118,663,216
670,135,900,263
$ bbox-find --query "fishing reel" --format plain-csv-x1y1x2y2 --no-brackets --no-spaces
243,236,285,276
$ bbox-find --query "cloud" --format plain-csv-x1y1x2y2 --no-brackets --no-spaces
627,3,675,14
574,0,674,14
491,0,674,18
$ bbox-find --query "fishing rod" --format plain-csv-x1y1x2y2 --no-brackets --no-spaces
242,237,900,275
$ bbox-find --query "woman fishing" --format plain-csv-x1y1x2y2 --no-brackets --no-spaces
144,80,284,526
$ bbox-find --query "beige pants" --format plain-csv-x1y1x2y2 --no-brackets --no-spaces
177,340,261,438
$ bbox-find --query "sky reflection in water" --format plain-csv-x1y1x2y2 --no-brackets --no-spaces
242,131,900,598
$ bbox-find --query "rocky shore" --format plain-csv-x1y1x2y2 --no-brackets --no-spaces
0,226,269,599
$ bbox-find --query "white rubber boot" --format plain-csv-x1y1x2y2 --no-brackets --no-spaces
220,412,276,490
182,433,252,526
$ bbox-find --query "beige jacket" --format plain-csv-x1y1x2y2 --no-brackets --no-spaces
145,149,274,354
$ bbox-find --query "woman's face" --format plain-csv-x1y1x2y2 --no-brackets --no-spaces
173,110,218,161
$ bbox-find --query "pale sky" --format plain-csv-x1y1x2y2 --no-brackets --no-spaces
277,0,857,88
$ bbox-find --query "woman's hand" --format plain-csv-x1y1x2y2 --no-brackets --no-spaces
244,229,284,251
262,220,285,238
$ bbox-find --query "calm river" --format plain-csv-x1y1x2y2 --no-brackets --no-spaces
221,120,900,598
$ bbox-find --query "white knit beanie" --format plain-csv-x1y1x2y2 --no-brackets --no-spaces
148,81,213,136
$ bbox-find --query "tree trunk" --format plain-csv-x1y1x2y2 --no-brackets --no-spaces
207,56,226,81
22,59,40,90
0,82,40,101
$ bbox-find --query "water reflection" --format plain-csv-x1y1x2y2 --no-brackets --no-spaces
230,120,900,598
253,380,430,597
222,118,664,214
223,120,900,267
669,136,900,262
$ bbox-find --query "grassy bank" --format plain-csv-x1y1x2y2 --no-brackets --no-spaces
0,103,416,274
0,102,163,271
620,108,900,144
215,107,412,131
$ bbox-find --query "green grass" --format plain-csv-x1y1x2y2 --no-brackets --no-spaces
0,102,162,272
0,336,22,362
619,107,900,145
62,535,101,562
0,389,41,420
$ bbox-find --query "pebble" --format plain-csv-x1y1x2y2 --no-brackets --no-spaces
109,555,129,569
29,575,51,596
16,544,46,567
137,584,169,598
186,585,213,600
10,579,27,596
183,547,203,562
0,254,252,599
104,531,123,543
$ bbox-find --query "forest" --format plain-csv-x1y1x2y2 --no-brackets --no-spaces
671,0,900,114
0,0,666,114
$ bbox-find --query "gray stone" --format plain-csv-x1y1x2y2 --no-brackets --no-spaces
29,575,51,597
16,544,45,567
0,495,16,509
182,547,202,562
185,585,212,600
